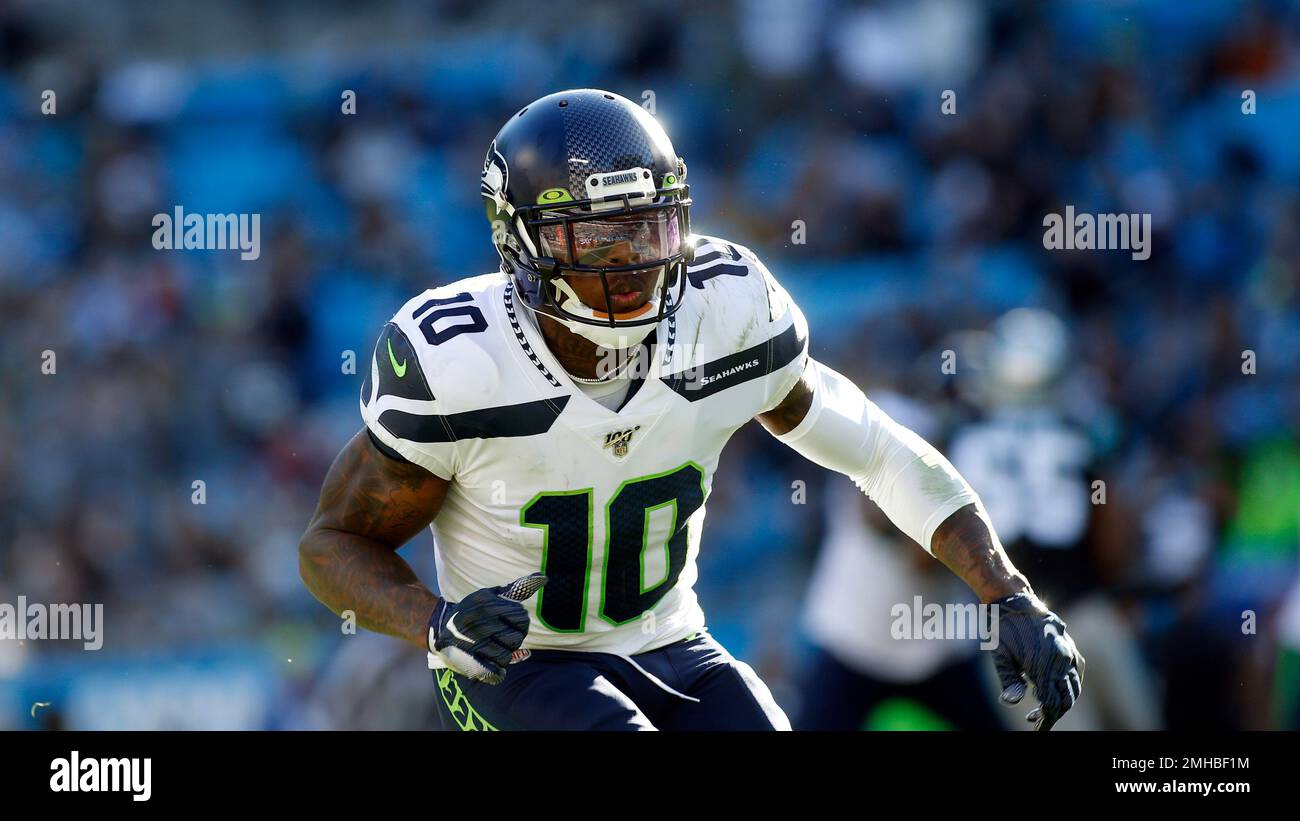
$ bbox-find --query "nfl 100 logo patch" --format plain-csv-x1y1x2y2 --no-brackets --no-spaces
602,425,641,458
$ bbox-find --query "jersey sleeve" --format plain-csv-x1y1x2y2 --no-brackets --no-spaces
359,314,458,480
733,243,810,413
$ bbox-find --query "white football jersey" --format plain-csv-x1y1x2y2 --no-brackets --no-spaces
360,236,808,656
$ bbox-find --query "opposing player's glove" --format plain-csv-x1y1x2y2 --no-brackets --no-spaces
427,573,547,685
991,593,1086,731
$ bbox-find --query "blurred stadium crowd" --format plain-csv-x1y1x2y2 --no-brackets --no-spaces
0,0,1297,729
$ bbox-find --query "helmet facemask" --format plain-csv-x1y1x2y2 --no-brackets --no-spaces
505,174,693,350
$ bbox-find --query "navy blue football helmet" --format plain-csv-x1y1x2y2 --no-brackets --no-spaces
481,89,694,339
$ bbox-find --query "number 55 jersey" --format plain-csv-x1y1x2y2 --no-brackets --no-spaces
360,237,808,656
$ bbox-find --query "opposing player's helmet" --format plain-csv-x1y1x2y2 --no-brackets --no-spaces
481,89,693,348
987,308,1070,398
958,308,1071,408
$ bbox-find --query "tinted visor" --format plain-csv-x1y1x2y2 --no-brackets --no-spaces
537,210,681,269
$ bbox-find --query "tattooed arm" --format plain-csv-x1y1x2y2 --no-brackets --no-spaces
929,504,1033,603
298,429,451,650
757,362,1035,603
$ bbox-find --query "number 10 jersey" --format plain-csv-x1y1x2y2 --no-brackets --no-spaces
361,236,808,656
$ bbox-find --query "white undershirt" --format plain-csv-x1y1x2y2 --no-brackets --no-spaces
575,375,634,410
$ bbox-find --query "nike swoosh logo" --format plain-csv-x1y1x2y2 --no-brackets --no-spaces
446,612,473,643
387,338,408,378
1044,623,1061,639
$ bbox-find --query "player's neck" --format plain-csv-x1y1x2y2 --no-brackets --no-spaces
536,313,633,380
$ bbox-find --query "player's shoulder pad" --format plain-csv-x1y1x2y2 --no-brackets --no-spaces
685,234,807,351
361,273,507,419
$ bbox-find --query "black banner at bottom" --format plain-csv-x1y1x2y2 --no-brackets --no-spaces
0,730,1289,808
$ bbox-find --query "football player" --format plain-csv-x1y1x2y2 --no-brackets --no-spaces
798,310,1144,730
797,393,1006,731
299,89,1084,730
944,309,1156,729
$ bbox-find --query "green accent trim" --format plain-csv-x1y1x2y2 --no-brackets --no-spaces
436,668,498,731
598,460,708,627
520,488,594,633
640,499,678,595
386,337,407,378
537,187,574,204
663,173,677,186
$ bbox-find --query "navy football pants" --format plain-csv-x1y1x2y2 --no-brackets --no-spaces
433,631,790,730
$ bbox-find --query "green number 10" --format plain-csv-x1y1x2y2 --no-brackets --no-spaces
520,461,706,632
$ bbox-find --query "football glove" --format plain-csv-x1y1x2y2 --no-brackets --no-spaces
991,593,1086,731
427,573,547,685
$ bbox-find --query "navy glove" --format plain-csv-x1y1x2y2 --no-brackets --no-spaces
991,593,1085,731
428,573,547,685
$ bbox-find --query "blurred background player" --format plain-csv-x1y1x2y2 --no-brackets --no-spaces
797,309,1161,730
797,394,1003,731
947,308,1159,730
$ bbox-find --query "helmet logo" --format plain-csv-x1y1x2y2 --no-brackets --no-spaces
480,140,510,209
